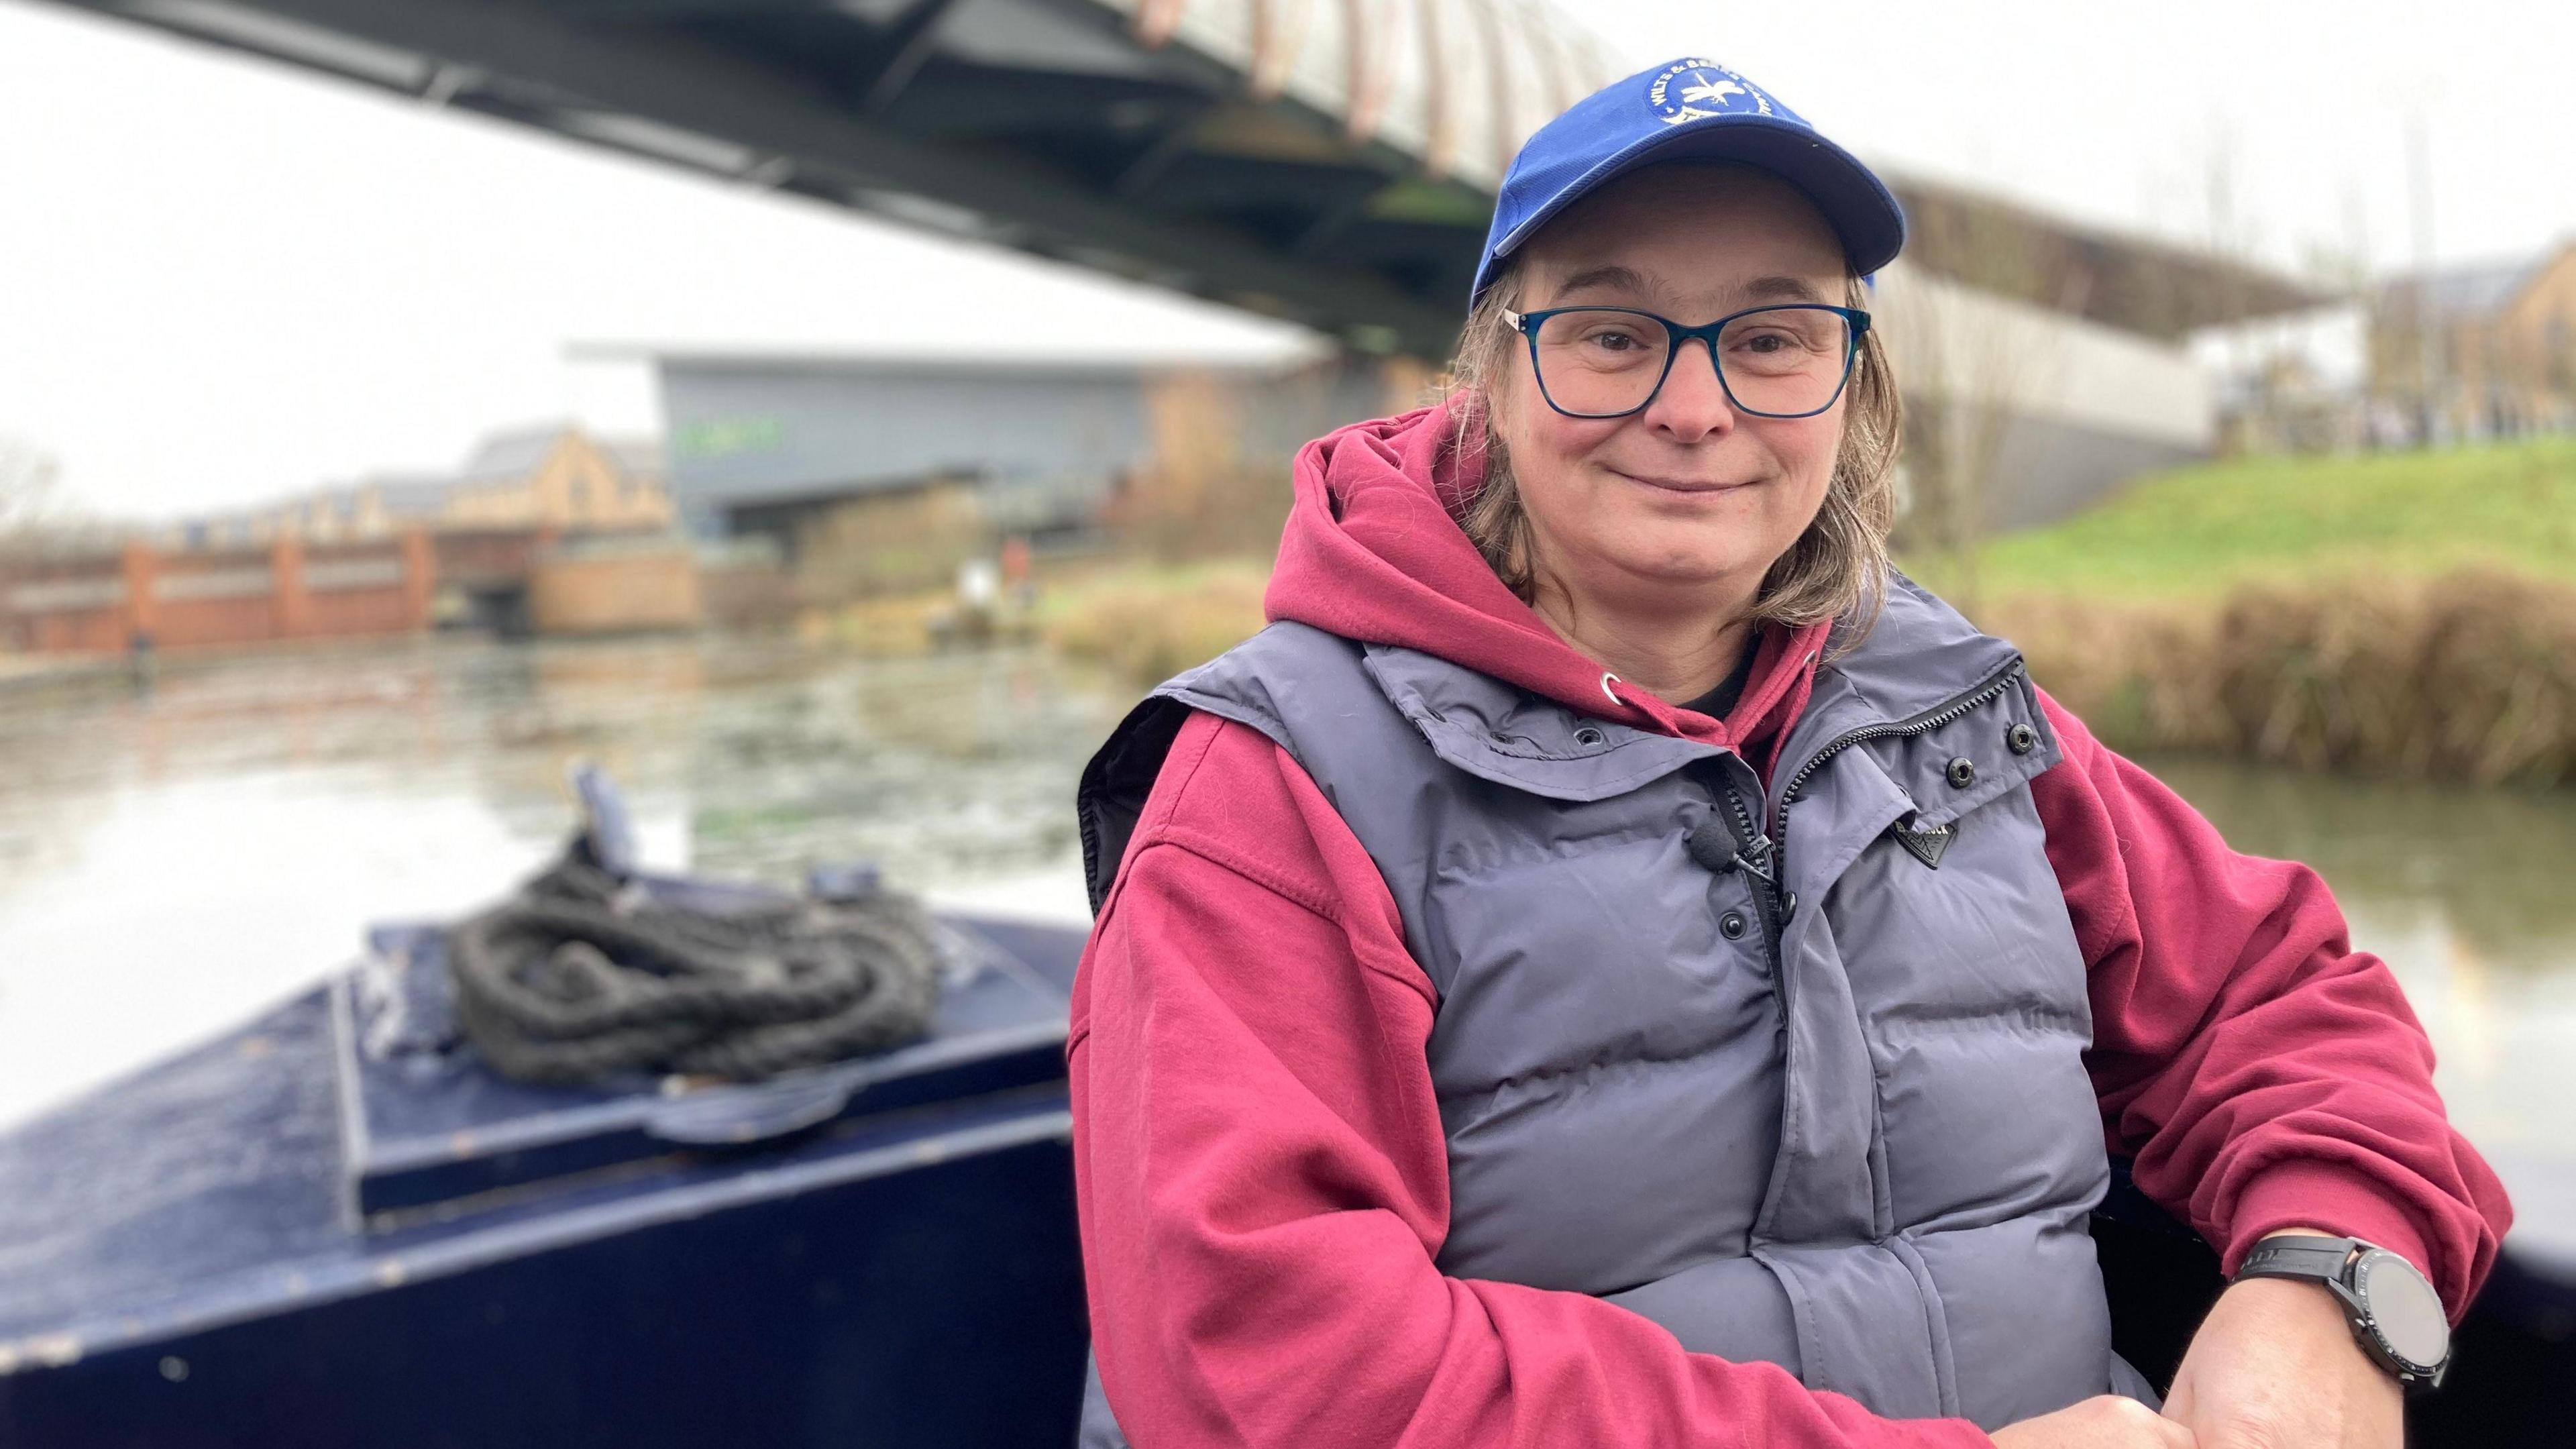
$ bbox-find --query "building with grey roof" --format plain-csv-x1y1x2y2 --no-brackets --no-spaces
2373,240,2576,441
651,351,1398,556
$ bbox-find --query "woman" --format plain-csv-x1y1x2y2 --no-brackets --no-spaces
1069,58,2508,1449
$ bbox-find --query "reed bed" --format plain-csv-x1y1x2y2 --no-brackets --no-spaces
1994,570,2576,788
1041,559,1269,686
1046,553,2576,789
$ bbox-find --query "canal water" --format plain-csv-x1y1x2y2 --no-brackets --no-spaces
1,636,2569,1252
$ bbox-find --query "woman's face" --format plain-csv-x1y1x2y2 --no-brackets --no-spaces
1495,164,1851,612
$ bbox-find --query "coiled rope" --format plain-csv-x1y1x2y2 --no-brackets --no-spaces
449,851,942,1085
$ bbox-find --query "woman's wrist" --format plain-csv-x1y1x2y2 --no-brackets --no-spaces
2225,1164,2444,1303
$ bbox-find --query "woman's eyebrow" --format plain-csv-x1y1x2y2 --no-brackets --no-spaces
1546,265,1653,302
1737,275,1829,305
1542,270,1833,311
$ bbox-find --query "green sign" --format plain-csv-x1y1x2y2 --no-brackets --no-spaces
674,417,786,461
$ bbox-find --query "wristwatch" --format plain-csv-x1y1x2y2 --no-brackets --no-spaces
2233,1234,2452,1389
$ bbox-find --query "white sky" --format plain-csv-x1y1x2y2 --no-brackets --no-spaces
1,0,2569,519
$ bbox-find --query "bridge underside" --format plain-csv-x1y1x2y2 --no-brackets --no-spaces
52,0,2324,358
62,0,1501,357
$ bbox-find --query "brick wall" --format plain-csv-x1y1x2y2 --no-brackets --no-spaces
1,531,435,654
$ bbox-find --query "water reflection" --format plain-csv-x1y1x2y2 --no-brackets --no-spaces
2149,757,2576,974
2144,755,2576,1252
0,645,2567,1250
0,636,1116,1128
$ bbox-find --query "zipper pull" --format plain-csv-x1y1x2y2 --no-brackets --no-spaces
1733,833,1778,887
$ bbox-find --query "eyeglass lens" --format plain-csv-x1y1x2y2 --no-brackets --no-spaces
1531,307,1853,418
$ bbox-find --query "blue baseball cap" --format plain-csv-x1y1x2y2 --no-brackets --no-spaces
1470,57,1905,308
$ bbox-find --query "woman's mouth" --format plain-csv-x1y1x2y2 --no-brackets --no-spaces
1609,468,1756,496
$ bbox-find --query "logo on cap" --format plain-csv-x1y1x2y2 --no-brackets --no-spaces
1646,59,1778,126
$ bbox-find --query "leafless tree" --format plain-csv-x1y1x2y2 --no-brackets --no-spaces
1876,204,2059,611
0,435,58,539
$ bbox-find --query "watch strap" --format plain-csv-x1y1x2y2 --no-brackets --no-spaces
2236,1236,2450,1390
2233,1234,2360,1286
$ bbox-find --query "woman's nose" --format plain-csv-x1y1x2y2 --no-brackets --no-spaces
1643,339,1736,441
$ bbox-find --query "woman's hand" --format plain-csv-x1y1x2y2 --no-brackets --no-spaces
1990,1395,2194,1448
2161,1276,2404,1449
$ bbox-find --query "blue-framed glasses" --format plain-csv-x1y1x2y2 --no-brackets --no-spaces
1501,303,1872,421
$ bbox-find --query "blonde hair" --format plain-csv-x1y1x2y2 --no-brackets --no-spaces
1444,263,1902,649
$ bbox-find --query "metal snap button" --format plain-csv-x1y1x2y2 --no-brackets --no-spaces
1573,727,1606,747
2005,722,2039,755
1945,755,1978,789
1719,910,1748,941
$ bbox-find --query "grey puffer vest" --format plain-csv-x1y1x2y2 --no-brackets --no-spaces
1074,578,2132,1442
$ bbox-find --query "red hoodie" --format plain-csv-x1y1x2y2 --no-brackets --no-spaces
1067,406,2511,1448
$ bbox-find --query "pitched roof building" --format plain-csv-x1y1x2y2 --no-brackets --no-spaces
170,425,672,549
2372,241,2576,441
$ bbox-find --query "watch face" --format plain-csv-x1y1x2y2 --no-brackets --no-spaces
2356,1250,2450,1370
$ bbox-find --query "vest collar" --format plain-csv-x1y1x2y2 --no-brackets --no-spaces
1778,574,2031,767
1352,575,2030,806
1359,644,1726,803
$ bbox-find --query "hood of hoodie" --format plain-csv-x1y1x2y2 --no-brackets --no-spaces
1263,403,1826,760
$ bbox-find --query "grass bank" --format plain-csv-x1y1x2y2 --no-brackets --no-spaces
1917,436,2576,603
1944,438,2576,787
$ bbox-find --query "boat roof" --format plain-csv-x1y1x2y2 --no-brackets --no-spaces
0,911,1084,1370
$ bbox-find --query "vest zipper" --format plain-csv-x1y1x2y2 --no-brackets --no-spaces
1714,782,1788,966
1768,659,2028,911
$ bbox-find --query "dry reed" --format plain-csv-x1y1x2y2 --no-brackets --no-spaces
1042,563,1269,686
1049,555,2576,790
1993,570,2576,788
